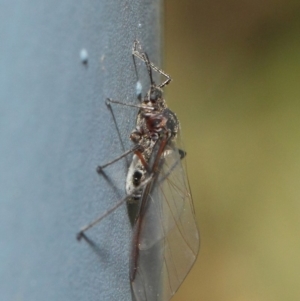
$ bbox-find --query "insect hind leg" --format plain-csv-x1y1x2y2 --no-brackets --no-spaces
76,175,153,239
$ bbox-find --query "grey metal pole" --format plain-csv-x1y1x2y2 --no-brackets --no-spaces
0,1,162,300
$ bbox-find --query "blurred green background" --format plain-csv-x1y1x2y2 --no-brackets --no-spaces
164,1,300,300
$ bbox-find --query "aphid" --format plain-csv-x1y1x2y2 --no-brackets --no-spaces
77,41,200,301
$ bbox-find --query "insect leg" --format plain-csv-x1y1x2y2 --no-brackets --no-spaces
77,175,153,240
77,194,130,240
106,98,153,111
105,98,129,167
96,144,144,172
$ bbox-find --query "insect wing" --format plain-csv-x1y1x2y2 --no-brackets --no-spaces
131,135,200,301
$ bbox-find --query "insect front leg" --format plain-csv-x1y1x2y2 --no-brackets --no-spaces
106,98,153,111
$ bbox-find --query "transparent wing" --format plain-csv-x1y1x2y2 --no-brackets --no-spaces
130,134,200,301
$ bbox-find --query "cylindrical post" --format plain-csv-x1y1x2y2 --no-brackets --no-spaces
0,1,162,300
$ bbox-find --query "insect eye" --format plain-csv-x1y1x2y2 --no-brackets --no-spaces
150,89,162,103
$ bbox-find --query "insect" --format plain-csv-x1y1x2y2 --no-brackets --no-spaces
77,41,200,301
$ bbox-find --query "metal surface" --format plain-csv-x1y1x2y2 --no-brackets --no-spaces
0,1,162,300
